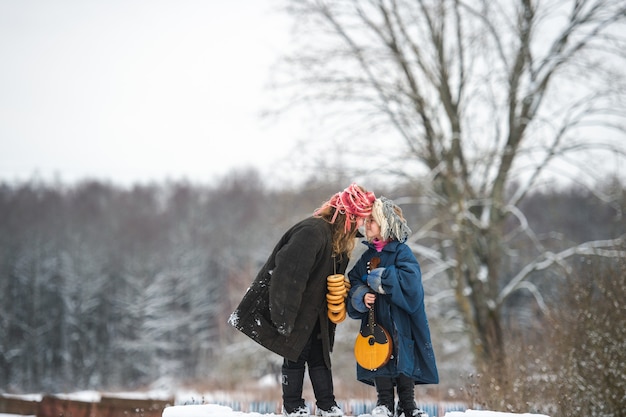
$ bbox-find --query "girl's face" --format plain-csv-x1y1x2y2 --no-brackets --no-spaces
355,216,366,228
365,216,382,241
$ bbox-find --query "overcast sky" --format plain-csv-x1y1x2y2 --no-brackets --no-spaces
0,0,309,187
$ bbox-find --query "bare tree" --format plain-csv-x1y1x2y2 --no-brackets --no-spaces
273,0,626,381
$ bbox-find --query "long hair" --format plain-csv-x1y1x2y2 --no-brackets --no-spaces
315,205,359,257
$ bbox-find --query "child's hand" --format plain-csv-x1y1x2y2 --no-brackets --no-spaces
364,292,376,309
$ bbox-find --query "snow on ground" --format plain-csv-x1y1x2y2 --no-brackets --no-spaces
0,404,553,417
0,414,36,417
0,390,551,417
162,404,550,417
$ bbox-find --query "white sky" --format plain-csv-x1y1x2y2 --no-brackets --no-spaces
0,0,309,187
2,1,622,191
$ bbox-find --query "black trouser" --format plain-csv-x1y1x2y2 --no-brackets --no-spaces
374,373,415,413
282,321,336,413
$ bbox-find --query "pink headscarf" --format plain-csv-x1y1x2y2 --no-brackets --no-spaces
314,183,376,232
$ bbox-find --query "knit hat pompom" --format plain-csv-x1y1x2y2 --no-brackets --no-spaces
371,197,412,243
314,183,376,232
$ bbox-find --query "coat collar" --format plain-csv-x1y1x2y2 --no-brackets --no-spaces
361,239,402,252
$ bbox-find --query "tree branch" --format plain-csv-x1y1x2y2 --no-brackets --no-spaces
498,235,626,305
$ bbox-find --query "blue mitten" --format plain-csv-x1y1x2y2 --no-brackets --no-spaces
367,267,386,294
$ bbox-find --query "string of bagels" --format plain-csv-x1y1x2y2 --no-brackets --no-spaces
327,272,350,323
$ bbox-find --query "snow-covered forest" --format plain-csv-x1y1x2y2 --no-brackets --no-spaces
1,173,624,416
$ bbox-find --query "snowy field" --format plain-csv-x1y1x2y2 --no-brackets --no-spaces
0,390,551,417
161,404,550,417
0,403,551,417
0,410,552,417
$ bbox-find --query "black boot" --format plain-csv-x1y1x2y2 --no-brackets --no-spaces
374,377,395,411
308,366,340,413
396,374,417,417
282,367,307,413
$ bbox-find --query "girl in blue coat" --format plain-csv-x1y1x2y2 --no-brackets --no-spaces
347,197,438,417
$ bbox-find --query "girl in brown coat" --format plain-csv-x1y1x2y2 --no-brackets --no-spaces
229,183,376,417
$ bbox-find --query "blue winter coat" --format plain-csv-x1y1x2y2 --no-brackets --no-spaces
347,240,439,386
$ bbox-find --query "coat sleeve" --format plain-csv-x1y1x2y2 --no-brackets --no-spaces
269,223,325,336
379,244,424,314
347,255,371,318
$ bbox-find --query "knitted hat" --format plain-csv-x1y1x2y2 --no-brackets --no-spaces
314,183,376,232
371,197,412,243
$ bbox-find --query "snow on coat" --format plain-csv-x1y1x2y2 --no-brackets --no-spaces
228,217,349,368
347,240,439,386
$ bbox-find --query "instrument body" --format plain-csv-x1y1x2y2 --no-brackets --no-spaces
354,306,393,371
